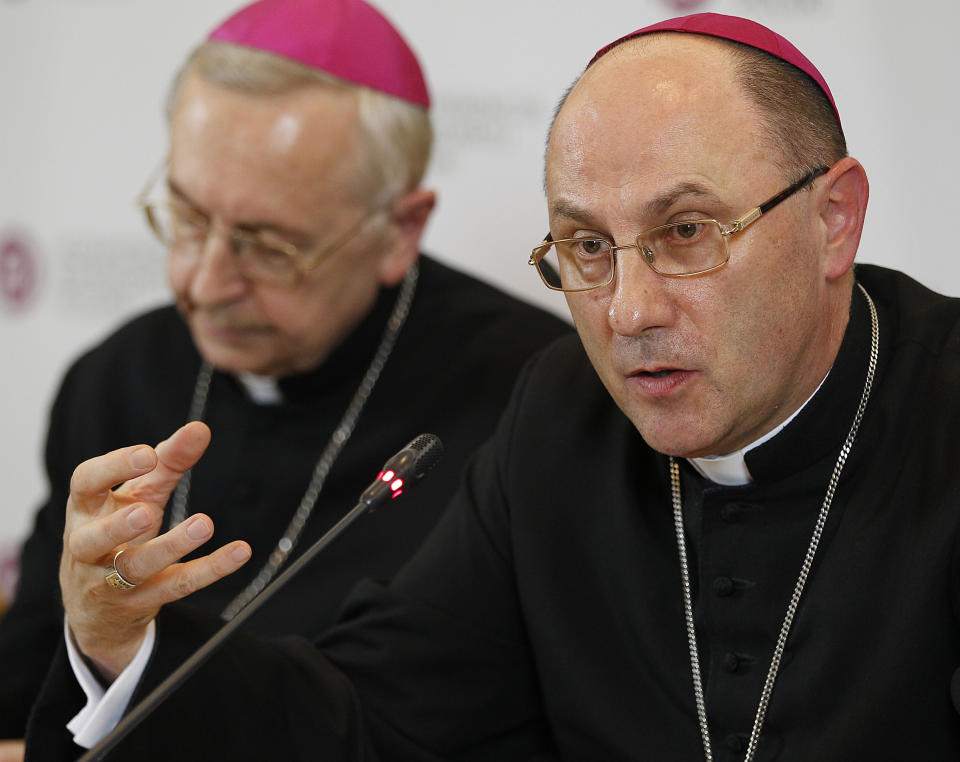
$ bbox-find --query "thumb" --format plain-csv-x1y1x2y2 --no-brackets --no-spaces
154,421,212,474
120,422,211,509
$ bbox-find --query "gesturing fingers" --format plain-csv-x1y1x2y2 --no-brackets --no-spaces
68,446,158,515
143,540,252,606
68,503,161,564
107,514,250,594
112,514,216,586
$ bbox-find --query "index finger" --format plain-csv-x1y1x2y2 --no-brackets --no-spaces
69,445,158,514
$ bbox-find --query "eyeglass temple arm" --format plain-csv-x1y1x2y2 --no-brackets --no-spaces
136,157,171,207
528,232,565,287
528,232,555,264
527,232,560,286
727,166,830,235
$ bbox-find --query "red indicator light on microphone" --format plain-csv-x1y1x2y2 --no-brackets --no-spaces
391,488,403,499
381,470,395,482
390,478,404,491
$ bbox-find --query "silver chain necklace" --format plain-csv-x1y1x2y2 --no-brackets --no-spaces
169,264,418,621
670,283,878,762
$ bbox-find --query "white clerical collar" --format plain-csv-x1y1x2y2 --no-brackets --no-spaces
688,371,829,486
237,372,283,405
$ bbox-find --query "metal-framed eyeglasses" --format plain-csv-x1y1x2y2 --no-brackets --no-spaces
136,161,383,287
529,166,829,293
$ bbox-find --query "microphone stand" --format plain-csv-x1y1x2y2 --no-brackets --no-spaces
78,434,442,761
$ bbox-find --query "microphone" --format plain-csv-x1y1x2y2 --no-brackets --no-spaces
79,434,443,761
360,432,444,505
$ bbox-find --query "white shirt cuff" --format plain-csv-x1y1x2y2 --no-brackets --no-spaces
64,617,156,749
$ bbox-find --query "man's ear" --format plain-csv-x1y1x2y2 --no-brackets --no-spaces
819,157,869,280
378,188,436,286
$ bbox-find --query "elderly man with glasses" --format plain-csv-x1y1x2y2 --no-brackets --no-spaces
0,0,570,756
23,11,960,762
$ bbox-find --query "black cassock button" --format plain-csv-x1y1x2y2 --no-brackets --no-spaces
725,733,747,753
713,576,735,596
720,503,742,522
720,502,763,522
722,652,740,673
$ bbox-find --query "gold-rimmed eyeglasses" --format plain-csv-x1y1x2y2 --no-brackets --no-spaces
529,166,829,293
136,161,383,287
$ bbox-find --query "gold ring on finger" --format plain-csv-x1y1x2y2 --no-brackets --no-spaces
104,549,137,591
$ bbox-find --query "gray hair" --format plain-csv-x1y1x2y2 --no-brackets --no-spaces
167,41,433,209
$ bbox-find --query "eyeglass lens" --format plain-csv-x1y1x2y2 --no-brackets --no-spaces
535,220,726,290
143,202,299,283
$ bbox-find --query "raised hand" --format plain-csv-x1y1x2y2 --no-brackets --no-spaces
59,422,251,680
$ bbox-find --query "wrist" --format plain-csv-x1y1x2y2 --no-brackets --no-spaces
69,619,147,683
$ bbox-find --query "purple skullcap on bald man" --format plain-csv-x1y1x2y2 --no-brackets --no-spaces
590,12,841,132
208,0,430,109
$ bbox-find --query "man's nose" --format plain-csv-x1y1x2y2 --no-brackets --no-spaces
187,225,250,306
606,246,676,336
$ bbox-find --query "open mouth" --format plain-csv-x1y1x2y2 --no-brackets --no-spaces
627,367,695,396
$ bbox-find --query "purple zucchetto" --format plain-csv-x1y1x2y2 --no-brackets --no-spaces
208,0,430,109
590,12,841,131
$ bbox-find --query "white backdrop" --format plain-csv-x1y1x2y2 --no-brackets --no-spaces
1,0,958,567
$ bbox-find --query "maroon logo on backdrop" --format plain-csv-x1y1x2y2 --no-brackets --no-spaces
0,232,39,312
660,0,709,11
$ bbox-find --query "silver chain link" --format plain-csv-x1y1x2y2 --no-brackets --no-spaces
168,361,214,527
671,282,879,762
169,264,419,621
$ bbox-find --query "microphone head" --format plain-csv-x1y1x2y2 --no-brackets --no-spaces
407,433,443,479
378,434,444,485
366,434,443,505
